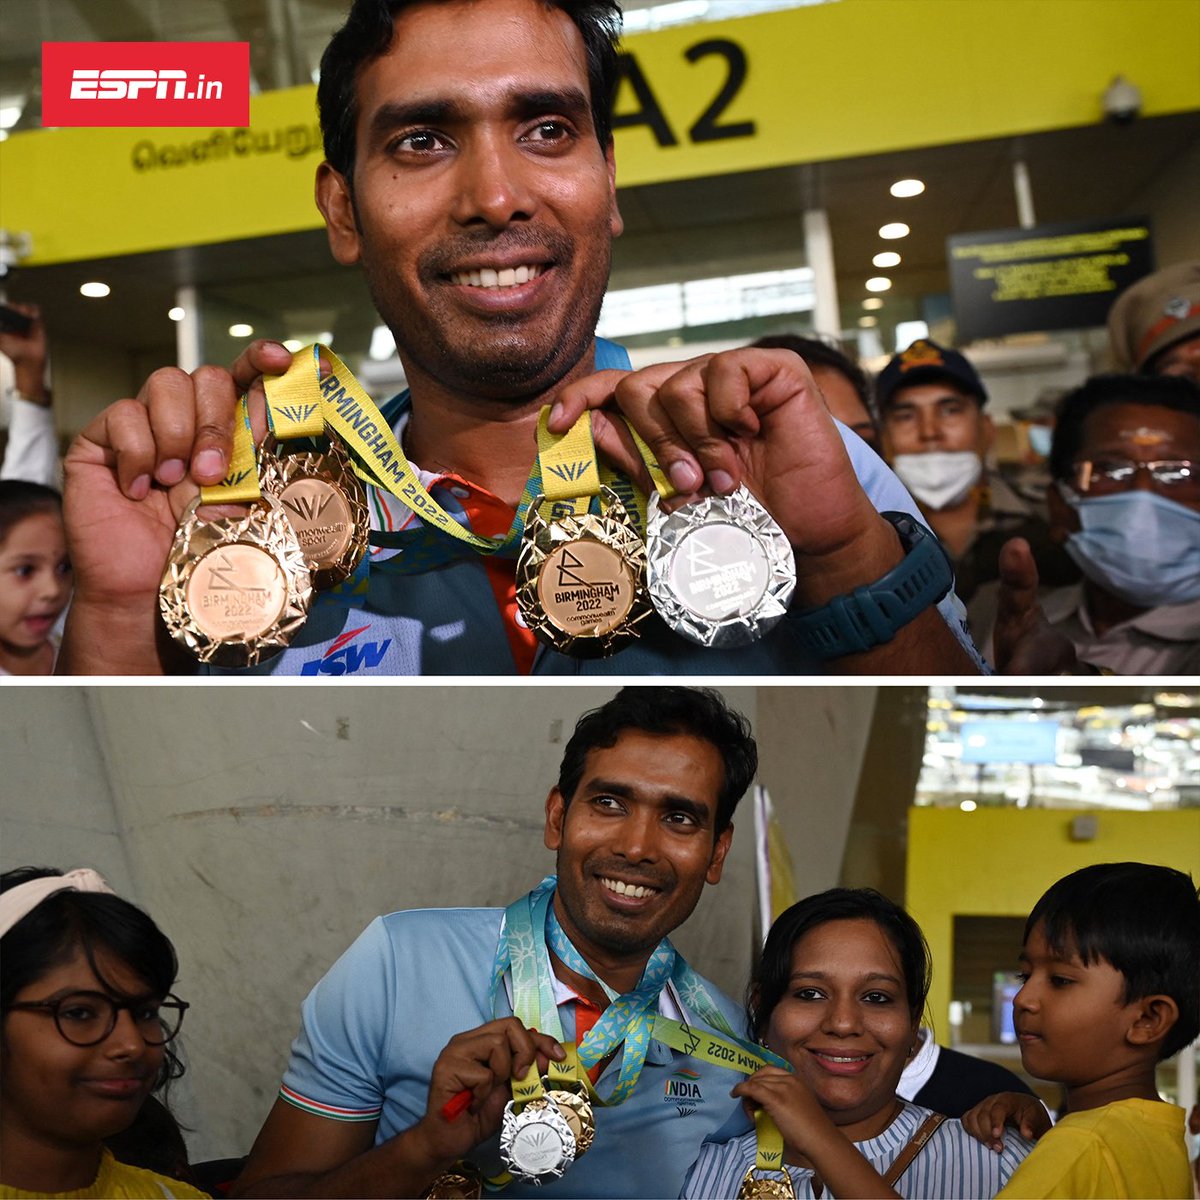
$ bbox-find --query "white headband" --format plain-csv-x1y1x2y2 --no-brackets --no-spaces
0,868,116,937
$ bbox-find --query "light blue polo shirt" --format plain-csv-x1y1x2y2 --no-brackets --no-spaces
280,907,751,1199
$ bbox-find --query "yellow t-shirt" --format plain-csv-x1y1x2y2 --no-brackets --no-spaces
0,1149,210,1199
999,1098,1190,1199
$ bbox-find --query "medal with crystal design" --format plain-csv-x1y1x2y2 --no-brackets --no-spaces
737,1169,797,1199
645,486,795,648
258,434,369,590
499,1096,577,1183
423,1164,483,1199
158,496,313,668
543,1084,594,1158
516,486,651,657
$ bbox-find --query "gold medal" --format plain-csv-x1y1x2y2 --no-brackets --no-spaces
158,497,313,668
258,434,369,590
544,1086,595,1158
423,1164,483,1199
515,486,651,657
737,1168,796,1199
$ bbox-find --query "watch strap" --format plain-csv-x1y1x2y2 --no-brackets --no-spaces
789,512,953,660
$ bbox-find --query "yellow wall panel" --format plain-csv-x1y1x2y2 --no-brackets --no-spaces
906,806,1200,1035
2,0,1198,264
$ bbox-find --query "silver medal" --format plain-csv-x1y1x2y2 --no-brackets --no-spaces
646,486,795,648
499,1098,576,1184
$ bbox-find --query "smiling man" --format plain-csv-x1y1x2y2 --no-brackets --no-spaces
231,687,757,1198
58,0,985,677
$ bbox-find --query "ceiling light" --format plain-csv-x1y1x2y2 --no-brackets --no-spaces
890,178,925,198
80,281,110,298
228,323,253,337
858,316,878,328
168,307,185,322
865,277,892,292
873,251,901,269
862,297,884,310
960,799,978,812
879,222,910,240
282,339,303,352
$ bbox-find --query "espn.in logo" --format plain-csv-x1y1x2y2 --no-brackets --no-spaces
70,70,225,103
43,42,249,128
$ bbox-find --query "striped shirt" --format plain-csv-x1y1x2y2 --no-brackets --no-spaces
682,1101,1032,1199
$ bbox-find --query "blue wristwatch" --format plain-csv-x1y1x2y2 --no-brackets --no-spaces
789,512,953,660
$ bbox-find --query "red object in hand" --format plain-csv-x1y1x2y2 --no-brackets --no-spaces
441,1089,472,1121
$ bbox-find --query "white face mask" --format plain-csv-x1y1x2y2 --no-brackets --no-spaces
891,451,983,510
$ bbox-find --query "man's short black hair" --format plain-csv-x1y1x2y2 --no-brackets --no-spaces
1025,862,1200,1060
556,687,757,835
750,333,875,419
317,0,623,187
1049,373,1200,483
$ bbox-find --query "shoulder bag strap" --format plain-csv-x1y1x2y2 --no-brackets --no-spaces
882,1112,948,1189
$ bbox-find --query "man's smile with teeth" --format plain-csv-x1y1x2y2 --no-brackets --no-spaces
450,264,545,288
599,876,656,899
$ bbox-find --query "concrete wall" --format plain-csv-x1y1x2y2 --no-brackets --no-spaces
1,683,874,1163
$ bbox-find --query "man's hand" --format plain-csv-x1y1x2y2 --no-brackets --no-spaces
58,340,294,673
961,1091,1051,1152
550,349,979,673
549,350,882,563
405,1019,566,1174
0,302,50,404
993,537,1077,674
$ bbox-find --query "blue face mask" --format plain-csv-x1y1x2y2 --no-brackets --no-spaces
1061,487,1200,608
1027,424,1053,458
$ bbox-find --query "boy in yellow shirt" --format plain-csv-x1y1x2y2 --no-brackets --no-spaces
963,862,1198,1198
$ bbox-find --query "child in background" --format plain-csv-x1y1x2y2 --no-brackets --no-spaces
0,481,71,675
0,866,209,1198
963,862,1200,1198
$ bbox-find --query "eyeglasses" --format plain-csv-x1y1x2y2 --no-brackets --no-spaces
5,990,189,1047
1073,458,1200,501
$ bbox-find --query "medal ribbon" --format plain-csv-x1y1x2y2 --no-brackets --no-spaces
199,395,262,505
261,350,327,440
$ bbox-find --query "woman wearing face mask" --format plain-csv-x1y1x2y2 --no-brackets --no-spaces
681,889,1031,1198
1040,372,1200,675
0,867,209,1199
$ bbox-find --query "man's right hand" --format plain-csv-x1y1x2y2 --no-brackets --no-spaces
992,537,1077,675
406,1018,566,1173
58,341,294,673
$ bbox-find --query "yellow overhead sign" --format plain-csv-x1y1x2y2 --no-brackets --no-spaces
3,0,1198,265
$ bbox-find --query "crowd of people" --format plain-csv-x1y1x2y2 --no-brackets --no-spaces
2,688,1198,1199
0,0,1195,677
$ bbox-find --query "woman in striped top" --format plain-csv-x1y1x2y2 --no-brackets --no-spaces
682,889,1032,1198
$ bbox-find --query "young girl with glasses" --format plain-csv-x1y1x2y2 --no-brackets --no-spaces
0,867,208,1198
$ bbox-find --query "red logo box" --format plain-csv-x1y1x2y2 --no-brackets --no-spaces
42,42,249,128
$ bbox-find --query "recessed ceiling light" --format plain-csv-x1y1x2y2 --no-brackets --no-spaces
873,251,901,269
879,223,910,240
80,281,110,298
282,338,303,352
168,307,185,322
865,277,892,292
890,178,925,198
858,316,878,328
862,297,884,310
228,323,254,337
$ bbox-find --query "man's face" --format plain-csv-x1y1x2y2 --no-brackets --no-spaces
1048,402,1200,541
813,367,878,452
544,730,732,965
883,381,991,459
1151,332,1200,384
316,0,623,403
